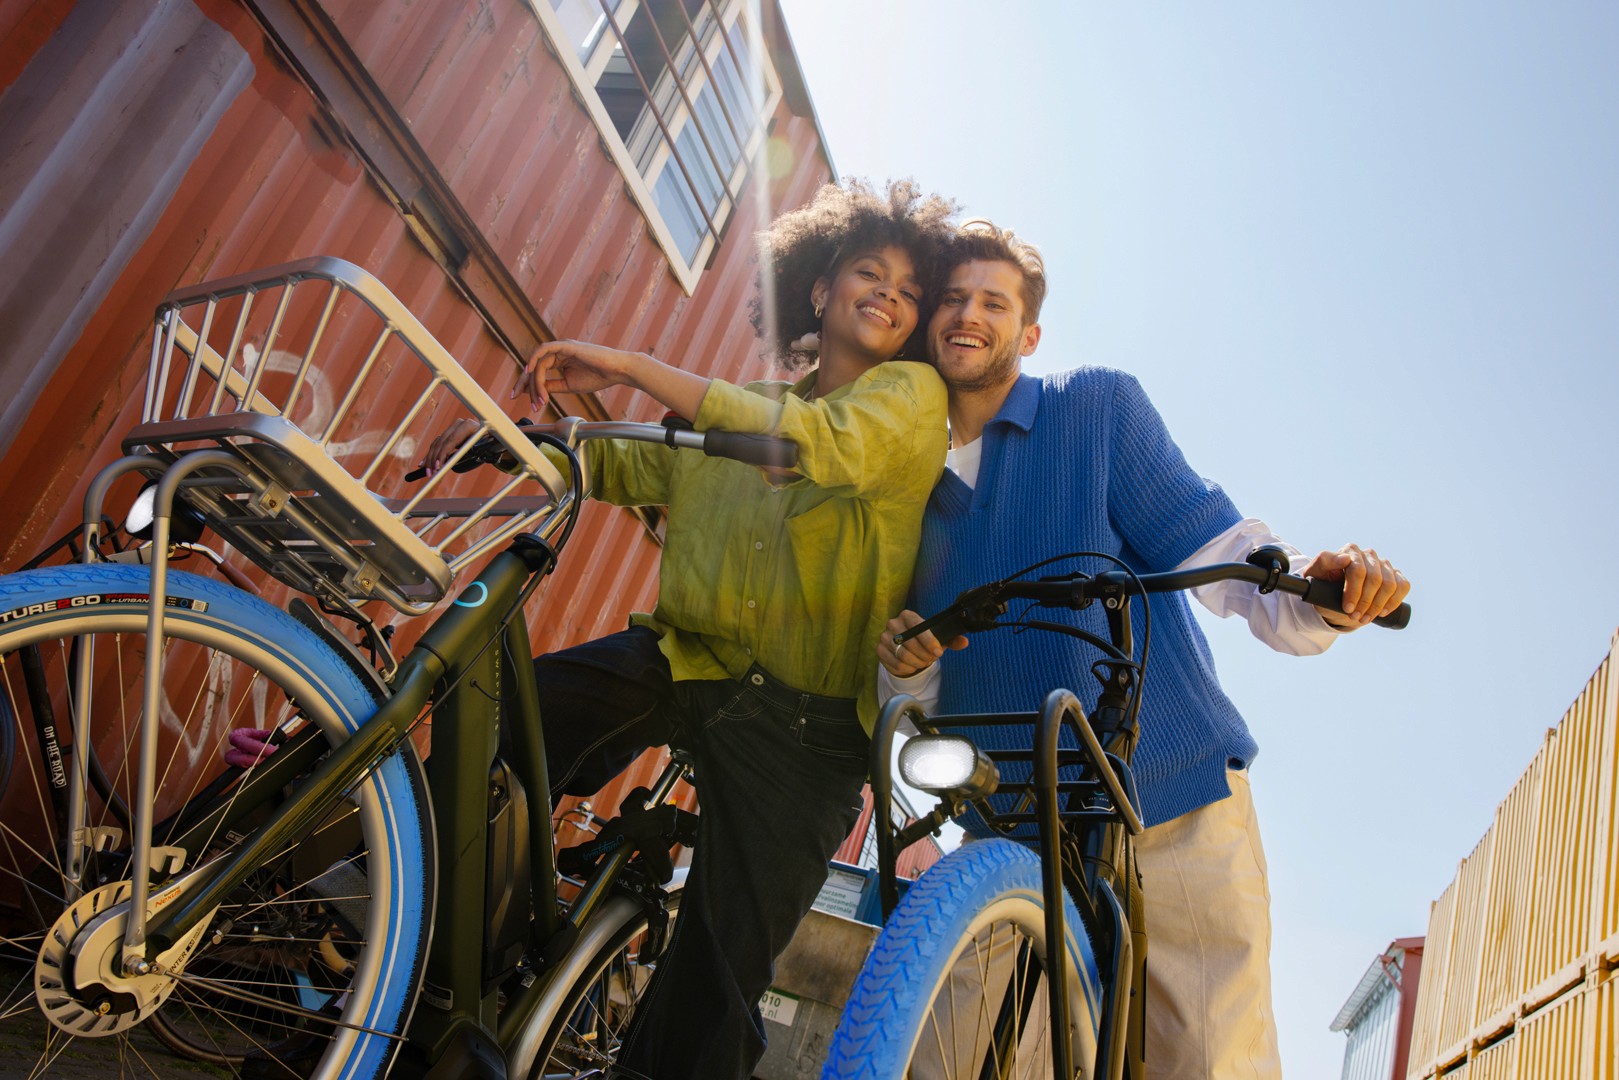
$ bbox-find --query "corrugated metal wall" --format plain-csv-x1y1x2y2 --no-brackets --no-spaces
0,0,833,821
1406,630,1619,1080
830,785,944,879
1341,971,1404,1080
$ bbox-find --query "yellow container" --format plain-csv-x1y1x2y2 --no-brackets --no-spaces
1474,746,1547,1035
1440,831,1497,1063
1410,875,1461,1079
1523,653,1608,1005
1468,1033,1514,1080
1590,975,1619,1080
1515,982,1586,1080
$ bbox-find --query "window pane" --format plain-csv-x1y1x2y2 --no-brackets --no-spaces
676,124,725,217
595,48,648,143
694,82,741,174
709,40,751,140
725,16,765,113
654,166,706,263
549,0,622,61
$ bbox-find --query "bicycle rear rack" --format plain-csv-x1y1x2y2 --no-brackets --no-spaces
119,256,571,616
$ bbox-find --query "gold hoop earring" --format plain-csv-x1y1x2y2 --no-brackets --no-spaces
813,301,824,319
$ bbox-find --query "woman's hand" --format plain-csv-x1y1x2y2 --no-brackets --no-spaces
417,417,482,478
515,340,644,409
1302,544,1410,629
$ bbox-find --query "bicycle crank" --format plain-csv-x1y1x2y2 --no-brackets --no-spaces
34,877,215,1036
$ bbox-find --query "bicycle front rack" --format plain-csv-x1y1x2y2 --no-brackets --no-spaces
116,256,572,617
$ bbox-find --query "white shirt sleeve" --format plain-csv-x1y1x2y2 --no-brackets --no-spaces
876,656,941,735
1179,517,1341,656
878,518,1334,729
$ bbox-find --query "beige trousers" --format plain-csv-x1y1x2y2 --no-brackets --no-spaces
1134,770,1282,1080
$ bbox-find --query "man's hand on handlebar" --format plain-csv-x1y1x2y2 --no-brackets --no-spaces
878,609,969,678
1300,544,1410,630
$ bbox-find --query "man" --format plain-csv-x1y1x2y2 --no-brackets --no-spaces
879,220,1409,1079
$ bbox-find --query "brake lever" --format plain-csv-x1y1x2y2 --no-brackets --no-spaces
403,418,533,482
893,582,1008,647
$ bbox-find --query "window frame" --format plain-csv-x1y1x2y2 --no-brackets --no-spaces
530,0,784,294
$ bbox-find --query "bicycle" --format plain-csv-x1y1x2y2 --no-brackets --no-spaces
0,257,795,1078
820,552,1410,1079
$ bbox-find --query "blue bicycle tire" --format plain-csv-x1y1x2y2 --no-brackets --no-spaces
0,564,431,1080
822,838,1102,1079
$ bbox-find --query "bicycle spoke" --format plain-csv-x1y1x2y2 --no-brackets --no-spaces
160,967,399,1040
0,566,429,1078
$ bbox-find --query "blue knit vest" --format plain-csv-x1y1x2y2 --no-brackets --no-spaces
912,367,1255,827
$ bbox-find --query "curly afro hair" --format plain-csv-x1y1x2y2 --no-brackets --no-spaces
749,178,958,369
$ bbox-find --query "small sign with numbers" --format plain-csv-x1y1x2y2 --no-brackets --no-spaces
759,986,799,1027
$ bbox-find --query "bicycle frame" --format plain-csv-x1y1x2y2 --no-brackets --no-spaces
64,445,679,1072
868,606,1149,1080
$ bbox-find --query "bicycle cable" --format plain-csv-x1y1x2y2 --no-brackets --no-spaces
991,550,1154,735
274,435,589,801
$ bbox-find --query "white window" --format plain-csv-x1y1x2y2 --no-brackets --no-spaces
534,0,784,292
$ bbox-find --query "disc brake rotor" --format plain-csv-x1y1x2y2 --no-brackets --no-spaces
35,879,213,1036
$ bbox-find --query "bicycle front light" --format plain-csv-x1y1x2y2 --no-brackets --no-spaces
898,734,999,800
125,482,206,544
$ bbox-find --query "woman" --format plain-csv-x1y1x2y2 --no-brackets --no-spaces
423,178,954,1080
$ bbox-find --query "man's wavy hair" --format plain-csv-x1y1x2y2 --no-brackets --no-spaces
947,218,1048,326
749,178,958,369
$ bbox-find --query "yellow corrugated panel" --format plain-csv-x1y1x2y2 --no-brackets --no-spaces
1444,1060,1471,1080
1524,661,1607,1004
1514,984,1585,1080
1591,977,1619,1080
1411,876,1463,1080
1468,1034,1514,1080
1591,632,1619,956
1474,742,1547,1034
1440,830,1497,1061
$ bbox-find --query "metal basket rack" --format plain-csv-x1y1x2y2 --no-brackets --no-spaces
121,256,570,616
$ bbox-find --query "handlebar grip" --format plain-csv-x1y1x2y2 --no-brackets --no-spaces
1301,578,1411,630
893,609,972,649
702,430,799,470
403,432,509,482
403,450,485,483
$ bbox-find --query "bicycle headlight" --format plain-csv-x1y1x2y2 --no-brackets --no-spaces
124,482,206,544
898,734,999,800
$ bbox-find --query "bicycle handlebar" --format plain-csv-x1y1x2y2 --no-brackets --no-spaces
895,560,1411,648
402,418,799,482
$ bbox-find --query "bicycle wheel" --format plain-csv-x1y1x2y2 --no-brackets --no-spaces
515,889,681,1079
0,564,431,1080
823,839,1102,1080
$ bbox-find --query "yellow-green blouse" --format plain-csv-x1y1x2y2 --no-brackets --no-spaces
578,360,947,732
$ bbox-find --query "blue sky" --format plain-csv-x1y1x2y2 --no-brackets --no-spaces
776,2,1619,1074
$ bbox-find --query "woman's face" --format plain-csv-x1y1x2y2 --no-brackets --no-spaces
812,245,922,363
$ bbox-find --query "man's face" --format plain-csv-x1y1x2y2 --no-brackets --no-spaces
928,260,1039,394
